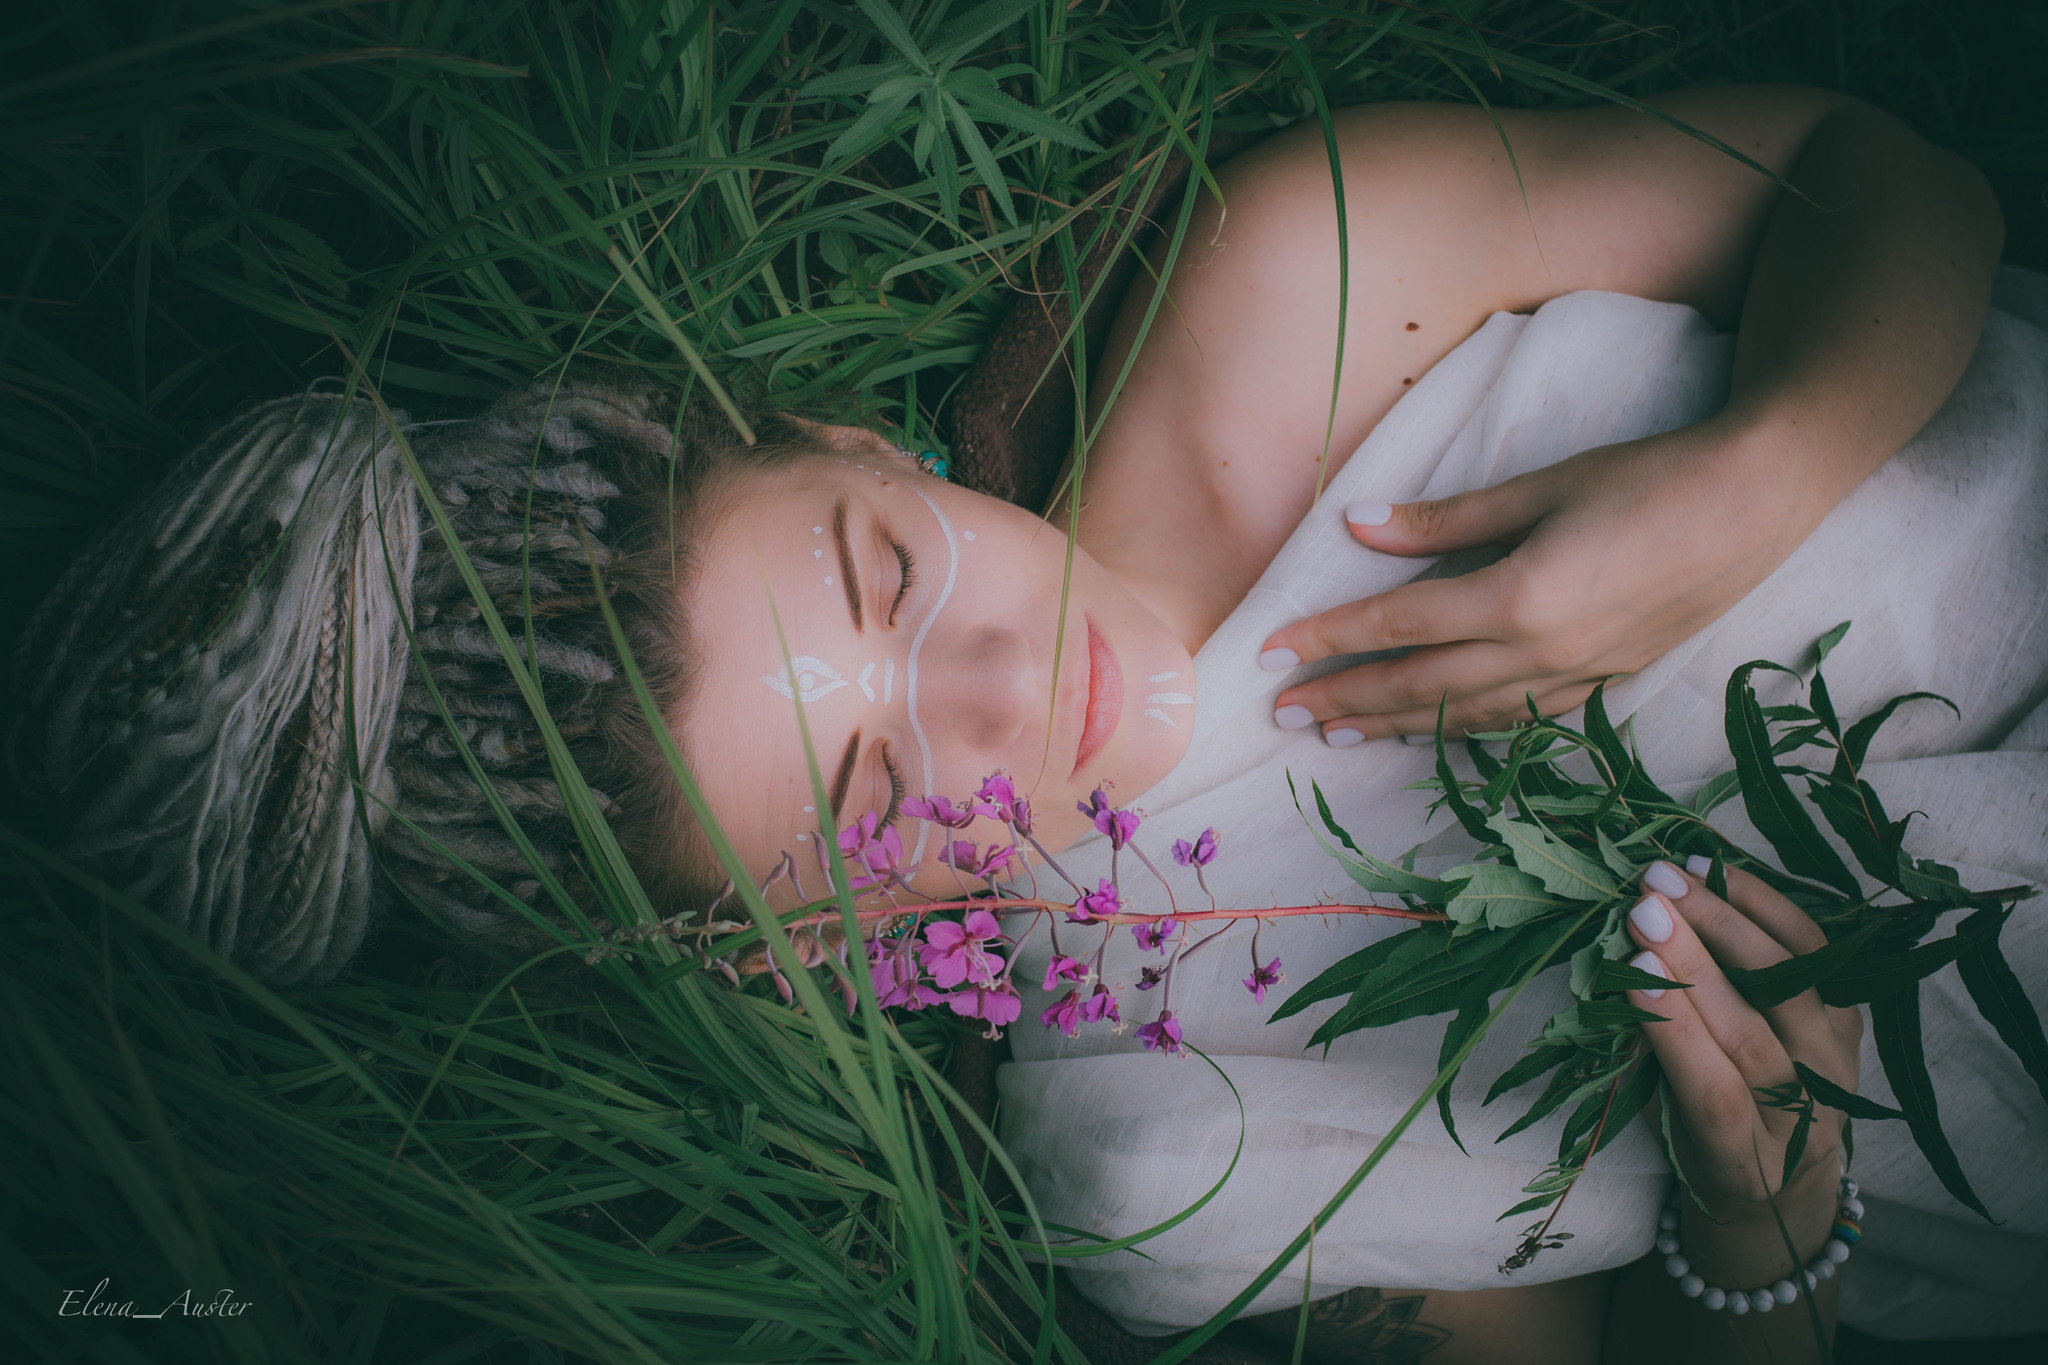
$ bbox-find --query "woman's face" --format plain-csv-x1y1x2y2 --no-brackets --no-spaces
680,430,1195,901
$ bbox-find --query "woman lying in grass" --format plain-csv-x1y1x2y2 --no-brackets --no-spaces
14,85,2045,1362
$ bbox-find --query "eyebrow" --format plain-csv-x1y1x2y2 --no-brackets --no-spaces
832,496,862,633
829,727,861,817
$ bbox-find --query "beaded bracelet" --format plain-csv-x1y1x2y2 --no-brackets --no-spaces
1659,1177,1864,1315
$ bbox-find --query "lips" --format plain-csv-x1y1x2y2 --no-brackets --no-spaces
1072,614,1122,777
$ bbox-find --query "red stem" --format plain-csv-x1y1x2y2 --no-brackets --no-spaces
757,900,1448,932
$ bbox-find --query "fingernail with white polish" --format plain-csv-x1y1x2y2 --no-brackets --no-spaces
1346,501,1393,527
1629,894,1674,944
1630,950,1670,998
1260,646,1301,672
1644,861,1688,899
1275,704,1315,730
1685,854,1713,879
1325,727,1365,748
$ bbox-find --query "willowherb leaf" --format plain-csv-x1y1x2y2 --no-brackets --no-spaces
1956,928,2048,1108
1485,1042,1574,1106
1724,924,1874,1007
853,0,933,74
1842,691,1957,770
1819,909,2006,1006
1486,811,1615,901
1593,956,1692,995
1269,926,1437,1021
1435,702,1496,842
1725,660,1860,896
1794,1062,1904,1121
1444,863,1561,929
1805,774,1898,885
1870,988,1990,1219
1436,1000,1488,1153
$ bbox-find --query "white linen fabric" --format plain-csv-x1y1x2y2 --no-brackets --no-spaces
999,270,2048,1339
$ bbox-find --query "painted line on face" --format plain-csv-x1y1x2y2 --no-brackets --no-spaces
903,482,960,867
883,656,894,704
1149,671,1179,683
1144,707,1177,728
1146,691,1194,706
857,662,876,701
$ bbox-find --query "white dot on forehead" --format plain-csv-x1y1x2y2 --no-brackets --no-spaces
802,804,815,813
962,530,977,541
813,548,823,558
824,576,834,586
813,526,823,534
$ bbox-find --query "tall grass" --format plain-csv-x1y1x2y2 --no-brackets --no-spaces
4,3,2045,1361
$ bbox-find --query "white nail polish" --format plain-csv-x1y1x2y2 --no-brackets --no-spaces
1629,894,1674,944
1630,949,1669,998
1643,861,1688,899
1274,704,1315,730
1685,854,1713,879
1325,728,1365,748
1346,500,1393,527
1259,646,1301,672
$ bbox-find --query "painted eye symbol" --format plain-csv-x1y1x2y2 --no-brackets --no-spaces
763,655,849,703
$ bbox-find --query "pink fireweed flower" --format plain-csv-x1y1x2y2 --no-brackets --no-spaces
974,772,1033,832
1078,787,1141,849
1243,957,1286,1004
1041,989,1084,1037
1135,964,1167,992
1069,878,1121,923
1138,1010,1185,1056
949,980,1023,1027
869,942,948,1010
1043,953,1090,993
919,909,1006,988
1131,918,1173,953
1079,983,1121,1027
832,812,905,890
1171,828,1220,868
903,794,978,829
942,839,1017,882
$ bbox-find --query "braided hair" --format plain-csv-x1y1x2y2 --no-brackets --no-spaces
9,376,831,981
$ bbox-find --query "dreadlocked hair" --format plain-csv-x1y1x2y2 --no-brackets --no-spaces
380,378,824,967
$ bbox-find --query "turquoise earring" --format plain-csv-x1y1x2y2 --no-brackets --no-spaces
898,442,950,481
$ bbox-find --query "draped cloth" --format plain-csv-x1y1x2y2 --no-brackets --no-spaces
1000,270,2048,1340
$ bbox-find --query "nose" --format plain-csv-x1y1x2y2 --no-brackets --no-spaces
914,622,1038,753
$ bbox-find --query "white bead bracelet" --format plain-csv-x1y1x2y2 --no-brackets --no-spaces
1659,1177,1863,1315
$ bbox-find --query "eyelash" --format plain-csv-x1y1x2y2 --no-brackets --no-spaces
879,743,907,827
887,540,917,626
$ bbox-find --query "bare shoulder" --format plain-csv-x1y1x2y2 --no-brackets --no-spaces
1072,87,1857,646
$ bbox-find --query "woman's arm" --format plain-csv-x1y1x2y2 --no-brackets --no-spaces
1252,90,2005,737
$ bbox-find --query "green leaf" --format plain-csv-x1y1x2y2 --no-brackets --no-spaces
1444,863,1562,929
1298,777,1443,901
1594,957,1693,995
1690,770,1743,816
949,72,1102,151
1806,775,1900,886
1793,1062,1905,1121
1269,923,1443,1022
1436,1001,1487,1154
1309,923,1547,1046
1486,811,1616,901
1842,692,1957,770
943,90,1015,224
1870,988,1990,1219
1893,854,1971,908
1814,620,1853,664
1724,925,1874,1008
1956,932,2048,1110
1595,827,1641,883
1725,660,1860,896
1435,701,1496,843
853,0,933,75
1820,909,2005,1007
1484,1043,1574,1106
1576,998,1668,1028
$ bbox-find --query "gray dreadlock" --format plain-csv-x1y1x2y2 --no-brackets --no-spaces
8,377,826,983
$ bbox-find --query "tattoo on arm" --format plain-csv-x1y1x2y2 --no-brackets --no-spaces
1244,1286,1452,1364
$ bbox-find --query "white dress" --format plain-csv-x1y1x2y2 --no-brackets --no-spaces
1000,271,2048,1341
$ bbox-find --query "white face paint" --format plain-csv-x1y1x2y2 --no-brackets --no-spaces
764,655,850,703
902,482,961,866
1144,684,1194,727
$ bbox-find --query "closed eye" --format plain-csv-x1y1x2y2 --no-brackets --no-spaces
878,742,906,827
887,540,916,626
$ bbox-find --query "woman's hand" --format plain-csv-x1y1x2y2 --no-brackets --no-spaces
1260,422,1816,742
1623,859,1863,1268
